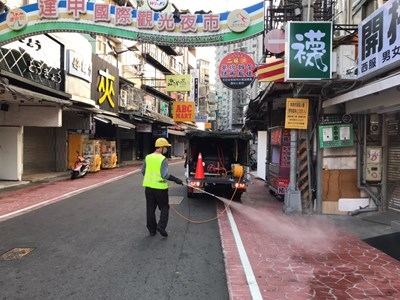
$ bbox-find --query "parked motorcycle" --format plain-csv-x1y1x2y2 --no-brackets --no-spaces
71,151,90,180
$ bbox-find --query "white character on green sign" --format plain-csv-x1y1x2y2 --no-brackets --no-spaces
291,29,328,72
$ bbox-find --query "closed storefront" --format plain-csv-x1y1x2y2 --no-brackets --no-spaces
23,127,57,175
387,119,400,211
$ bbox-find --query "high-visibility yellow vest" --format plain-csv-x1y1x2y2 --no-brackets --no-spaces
142,153,168,189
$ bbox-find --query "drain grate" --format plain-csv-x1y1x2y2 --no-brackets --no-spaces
1,247,35,261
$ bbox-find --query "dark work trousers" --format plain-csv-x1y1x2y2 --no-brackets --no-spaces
145,187,169,233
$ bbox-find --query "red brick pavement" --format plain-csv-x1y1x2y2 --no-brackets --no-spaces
218,177,400,300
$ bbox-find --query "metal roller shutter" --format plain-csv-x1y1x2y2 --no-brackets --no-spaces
387,120,400,211
23,127,56,175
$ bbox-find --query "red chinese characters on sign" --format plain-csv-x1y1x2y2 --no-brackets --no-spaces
137,10,154,29
218,52,255,89
34,4,222,36
271,129,282,145
94,4,110,22
157,13,175,31
38,0,59,18
203,14,220,31
180,15,197,32
115,7,133,25
67,0,87,19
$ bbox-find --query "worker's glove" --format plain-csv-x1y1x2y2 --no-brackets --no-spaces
168,175,183,185
175,178,183,185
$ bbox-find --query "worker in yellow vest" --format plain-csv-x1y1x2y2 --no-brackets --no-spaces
141,137,183,237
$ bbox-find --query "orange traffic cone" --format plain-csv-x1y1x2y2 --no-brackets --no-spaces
194,152,205,179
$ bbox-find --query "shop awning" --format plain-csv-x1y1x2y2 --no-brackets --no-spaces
0,82,72,106
322,73,400,114
95,114,136,129
145,110,175,125
168,129,186,136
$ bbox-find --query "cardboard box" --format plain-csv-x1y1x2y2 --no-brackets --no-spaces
323,169,360,201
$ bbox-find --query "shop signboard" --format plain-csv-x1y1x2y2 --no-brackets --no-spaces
195,115,207,122
284,98,309,130
219,52,255,89
136,123,152,133
173,102,195,122
285,22,332,81
152,128,168,138
358,0,400,79
67,50,92,83
0,35,64,90
166,74,191,92
91,55,119,113
189,69,199,105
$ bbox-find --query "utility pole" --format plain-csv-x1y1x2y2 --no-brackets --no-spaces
284,0,314,215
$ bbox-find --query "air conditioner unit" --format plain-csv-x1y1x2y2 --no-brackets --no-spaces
120,90,128,107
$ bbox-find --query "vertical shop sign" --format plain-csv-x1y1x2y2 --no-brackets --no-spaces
98,69,115,108
358,0,400,79
189,69,199,106
285,22,332,81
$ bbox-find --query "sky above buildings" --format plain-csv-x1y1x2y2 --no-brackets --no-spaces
170,0,261,84
170,0,260,14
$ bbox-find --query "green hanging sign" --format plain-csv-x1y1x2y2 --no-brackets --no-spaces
285,21,333,81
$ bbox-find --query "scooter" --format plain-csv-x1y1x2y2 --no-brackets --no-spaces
71,151,90,180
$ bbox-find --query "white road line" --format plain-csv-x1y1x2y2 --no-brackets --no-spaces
0,169,140,222
226,206,263,300
0,160,183,222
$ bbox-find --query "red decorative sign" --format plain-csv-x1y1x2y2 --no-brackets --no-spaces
218,52,255,89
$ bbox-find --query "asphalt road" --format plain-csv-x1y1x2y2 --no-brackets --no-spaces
363,232,400,262
0,164,228,300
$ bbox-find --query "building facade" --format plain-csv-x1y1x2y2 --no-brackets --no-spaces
0,0,195,181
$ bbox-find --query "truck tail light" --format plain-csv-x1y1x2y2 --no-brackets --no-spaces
233,182,246,189
190,181,201,187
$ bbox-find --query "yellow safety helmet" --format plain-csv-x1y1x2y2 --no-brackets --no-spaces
155,137,171,147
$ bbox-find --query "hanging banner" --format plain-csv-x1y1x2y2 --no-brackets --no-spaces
285,22,332,81
173,102,195,122
257,59,284,82
219,52,255,89
0,2,264,47
166,74,191,92
284,98,309,129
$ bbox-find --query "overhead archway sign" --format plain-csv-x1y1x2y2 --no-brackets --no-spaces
0,1,264,47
